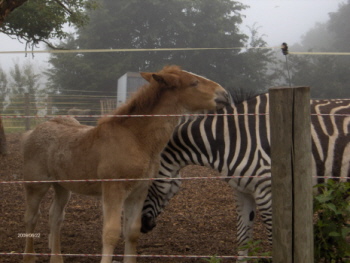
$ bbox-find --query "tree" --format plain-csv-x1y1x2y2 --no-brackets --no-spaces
47,0,278,100
228,24,279,102
0,0,28,25
0,67,8,155
328,0,350,52
286,0,350,98
0,0,97,155
4,62,40,116
0,67,8,111
0,0,98,48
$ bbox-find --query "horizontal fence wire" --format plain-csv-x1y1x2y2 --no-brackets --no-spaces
1,113,350,119
1,46,350,56
0,175,349,184
0,46,279,54
1,47,348,262
0,252,272,260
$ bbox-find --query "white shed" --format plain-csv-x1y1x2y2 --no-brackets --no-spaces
117,72,147,107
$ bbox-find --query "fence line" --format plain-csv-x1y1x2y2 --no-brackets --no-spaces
0,175,348,184
1,113,350,119
0,252,272,260
0,46,279,54
1,45,350,56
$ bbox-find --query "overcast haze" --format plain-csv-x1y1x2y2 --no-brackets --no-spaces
0,0,346,71
242,0,344,46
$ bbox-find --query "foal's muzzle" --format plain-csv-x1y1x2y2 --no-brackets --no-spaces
215,90,232,109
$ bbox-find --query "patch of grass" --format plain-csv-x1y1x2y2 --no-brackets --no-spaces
2,118,46,133
203,255,222,263
238,240,272,263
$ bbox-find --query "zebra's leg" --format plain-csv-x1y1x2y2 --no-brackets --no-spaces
234,191,256,261
254,189,272,245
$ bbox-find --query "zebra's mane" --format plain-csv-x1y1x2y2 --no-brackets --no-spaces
228,89,266,105
177,91,266,124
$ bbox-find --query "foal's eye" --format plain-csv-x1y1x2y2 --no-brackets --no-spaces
190,80,199,87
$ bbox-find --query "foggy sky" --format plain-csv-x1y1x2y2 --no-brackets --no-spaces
241,0,345,46
0,0,345,71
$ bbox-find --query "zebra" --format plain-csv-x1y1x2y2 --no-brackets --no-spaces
141,92,350,257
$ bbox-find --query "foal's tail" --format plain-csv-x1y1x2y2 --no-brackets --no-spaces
21,130,33,154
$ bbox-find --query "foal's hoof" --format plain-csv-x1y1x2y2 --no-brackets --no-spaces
49,255,64,263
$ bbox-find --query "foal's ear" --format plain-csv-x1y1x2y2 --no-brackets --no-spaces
151,73,180,88
140,72,153,83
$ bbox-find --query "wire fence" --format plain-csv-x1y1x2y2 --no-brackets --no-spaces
1,101,349,262
0,252,273,261
1,46,350,55
1,45,350,260
2,112,350,132
0,175,349,185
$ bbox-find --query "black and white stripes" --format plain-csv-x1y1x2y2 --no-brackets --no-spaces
141,93,350,255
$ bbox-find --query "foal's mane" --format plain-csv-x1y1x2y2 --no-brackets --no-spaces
99,65,182,125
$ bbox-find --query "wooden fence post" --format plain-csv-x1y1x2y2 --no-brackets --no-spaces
270,87,313,263
47,95,52,115
0,118,7,155
24,93,30,131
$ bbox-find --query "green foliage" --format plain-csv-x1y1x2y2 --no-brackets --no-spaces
229,23,277,103
286,1,350,99
288,54,350,98
2,62,41,115
238,240,272,263
328,0,350,52
1,0,98,48
47,0,278,98
0,67,8,113
203,255,222,263
10,62,40,93
235,181,350,263
314,180,350,262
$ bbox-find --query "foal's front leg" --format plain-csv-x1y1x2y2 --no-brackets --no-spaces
123,182,150,263
101,182,125,263
24,183,50,263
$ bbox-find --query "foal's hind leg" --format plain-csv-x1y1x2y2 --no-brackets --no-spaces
24,183,51,263
48,184,71,263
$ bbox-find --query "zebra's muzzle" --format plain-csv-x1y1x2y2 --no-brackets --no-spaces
141,214,157,233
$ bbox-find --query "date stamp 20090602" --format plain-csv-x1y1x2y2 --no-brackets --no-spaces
17,233,40,238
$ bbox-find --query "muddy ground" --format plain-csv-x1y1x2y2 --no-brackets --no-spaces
0,133,270,263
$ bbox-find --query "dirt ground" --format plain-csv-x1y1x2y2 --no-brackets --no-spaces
0,133,270,263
